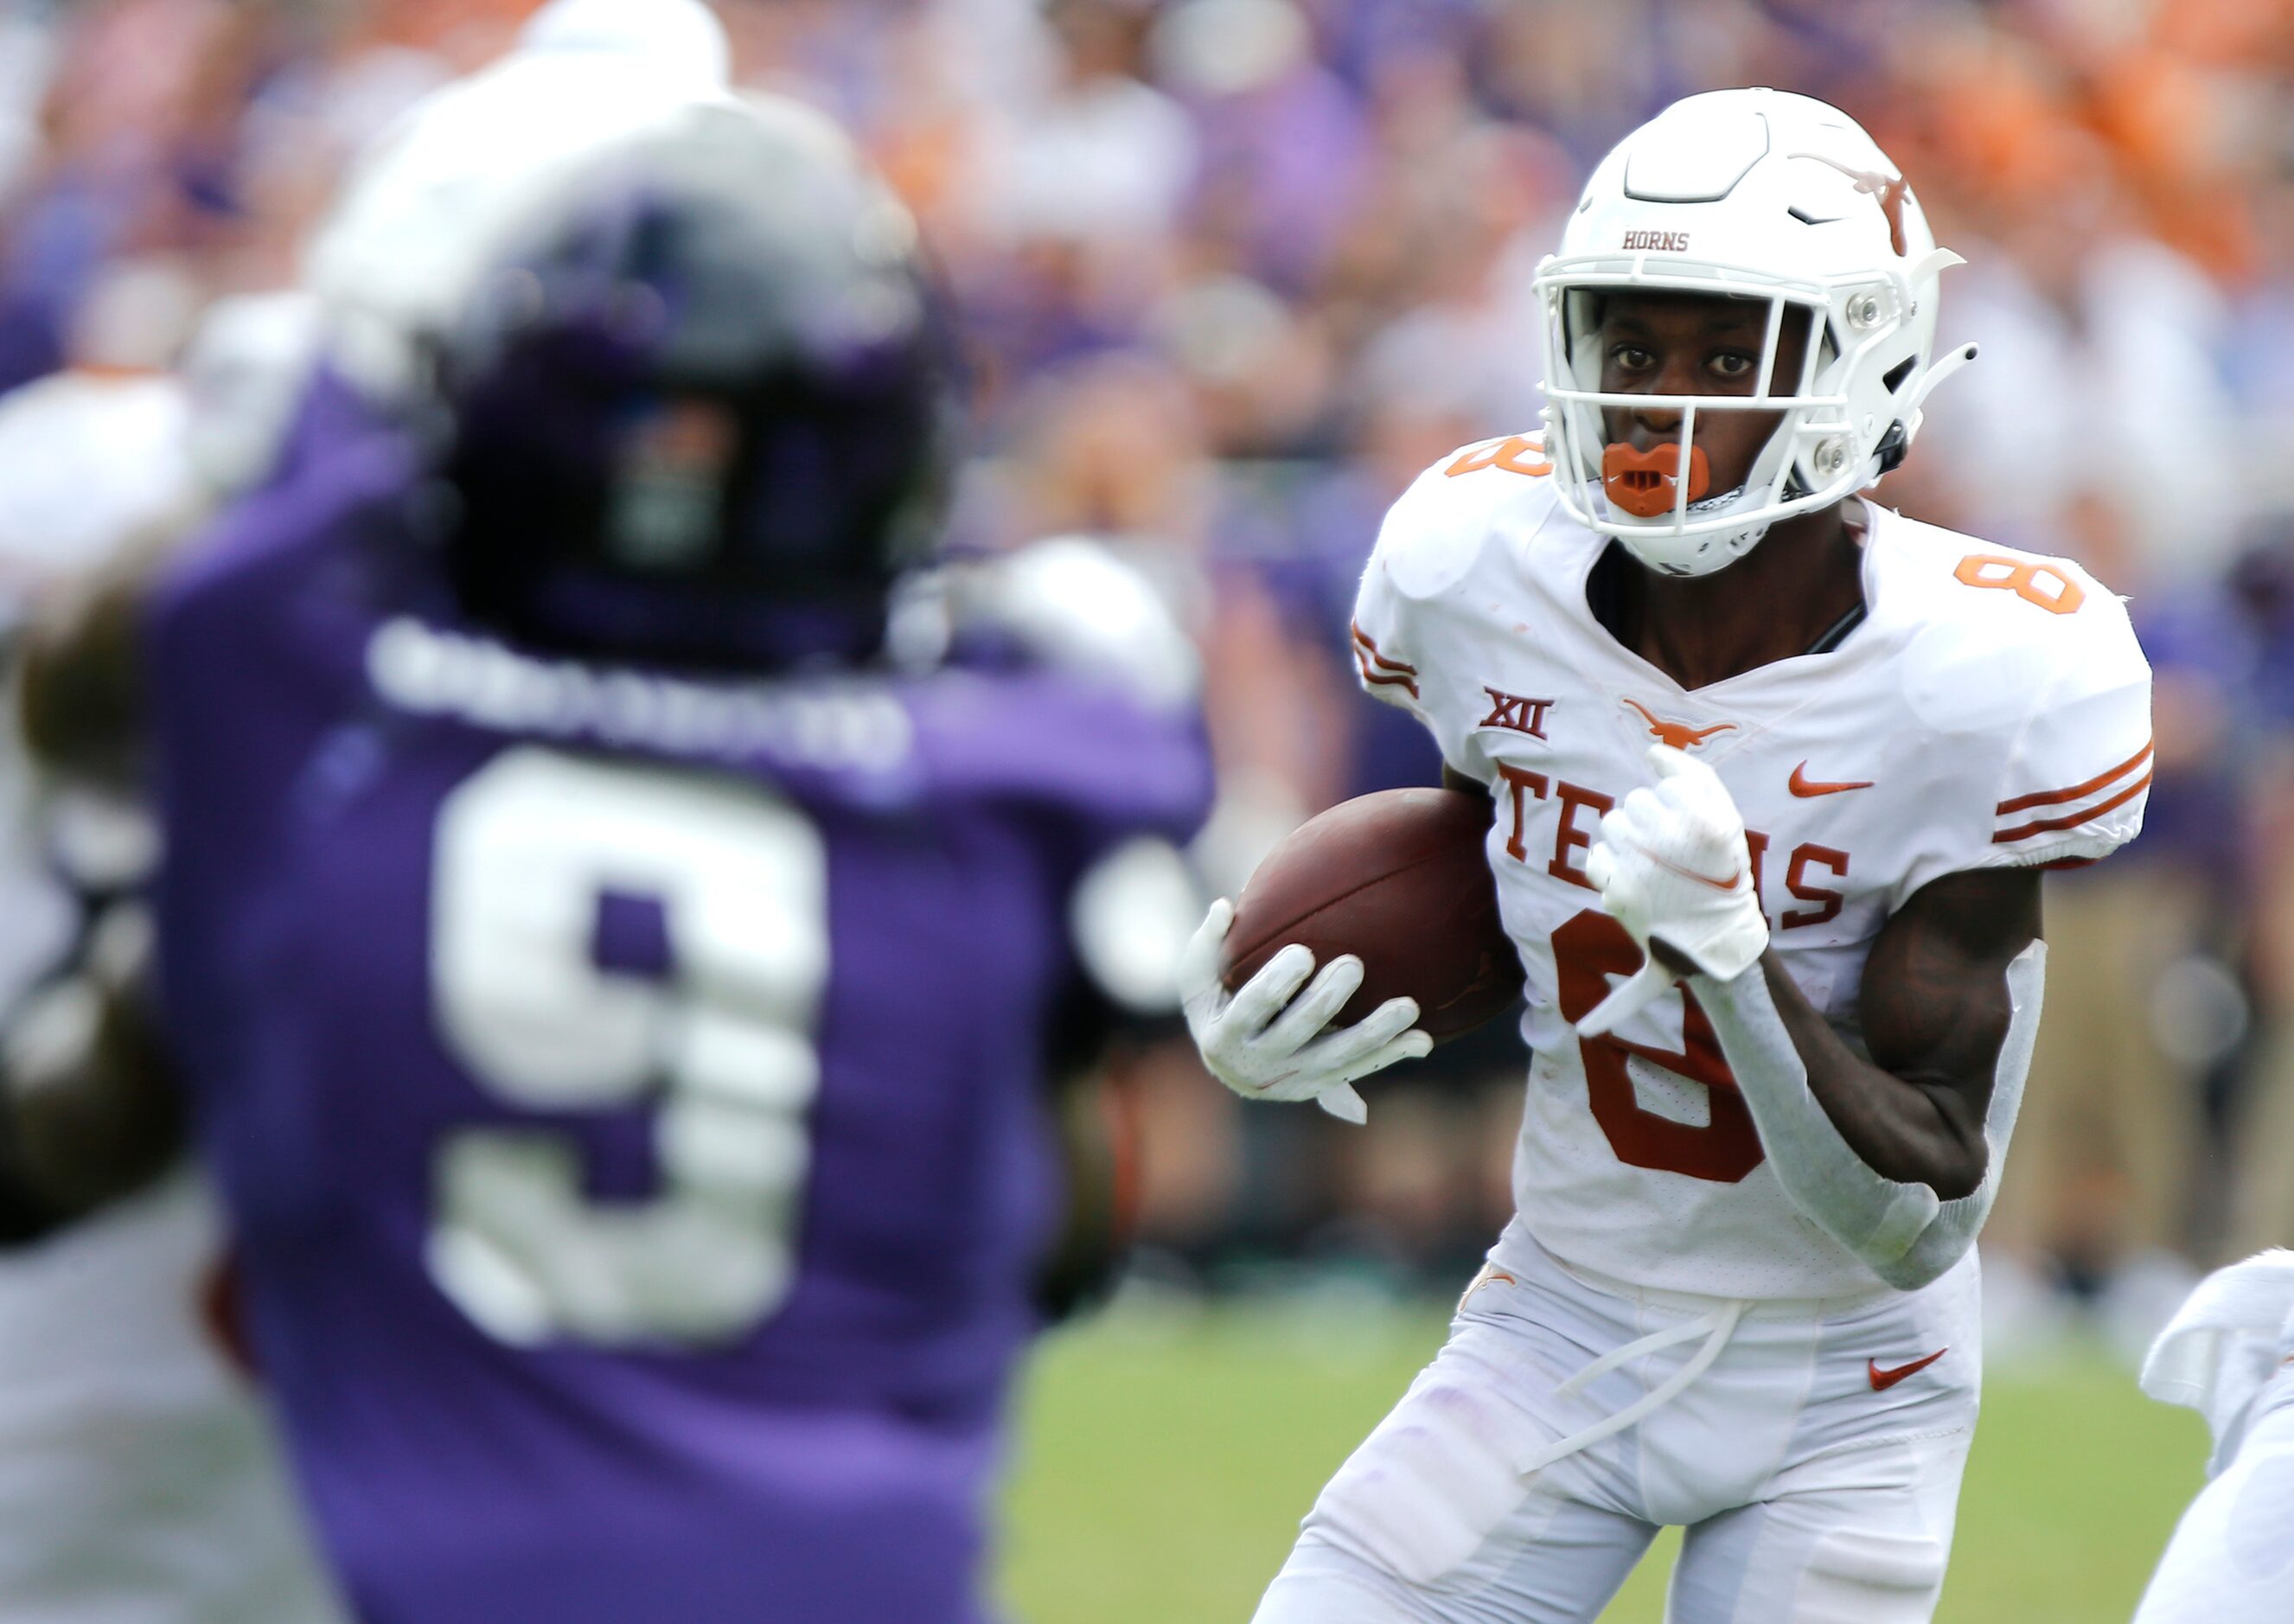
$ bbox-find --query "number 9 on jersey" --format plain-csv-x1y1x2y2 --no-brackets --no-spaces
425,748,829,1349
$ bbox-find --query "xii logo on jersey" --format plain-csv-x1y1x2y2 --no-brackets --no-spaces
1479,688,1554,739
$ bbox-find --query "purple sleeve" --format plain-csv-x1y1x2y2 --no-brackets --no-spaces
146,433,415,1086
907,668,1213,864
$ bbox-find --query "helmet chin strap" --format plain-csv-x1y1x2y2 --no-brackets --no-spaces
1603,504,1771,578
1595,423,1773,576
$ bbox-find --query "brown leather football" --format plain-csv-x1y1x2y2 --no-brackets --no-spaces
1220,787,1523,1041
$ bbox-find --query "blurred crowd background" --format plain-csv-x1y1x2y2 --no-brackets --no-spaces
3,0,2293,1363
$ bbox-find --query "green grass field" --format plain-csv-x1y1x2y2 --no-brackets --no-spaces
999,1300,2207,1622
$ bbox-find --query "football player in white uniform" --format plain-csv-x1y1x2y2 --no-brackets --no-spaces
2130,1250,2294,1624
0,291,342,1624
1180,88,2152,1621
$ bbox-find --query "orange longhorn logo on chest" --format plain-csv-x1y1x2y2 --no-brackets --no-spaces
1623,697,1735,751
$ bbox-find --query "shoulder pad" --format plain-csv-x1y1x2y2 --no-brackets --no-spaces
946,536,1200,713
1882,515,2145,738
1882,516,2152,864
1371,433,1562,603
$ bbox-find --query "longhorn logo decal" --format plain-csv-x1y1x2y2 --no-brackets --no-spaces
1791,151,1910,255
1623,697,1735,751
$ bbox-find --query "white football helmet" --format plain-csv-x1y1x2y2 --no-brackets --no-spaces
302,0,733,405
1533,87,1978,577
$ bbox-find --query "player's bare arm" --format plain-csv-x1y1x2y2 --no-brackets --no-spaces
1453,762,2042,1200
1717,866,2039,1199
1583,737,2052,1288
1441,764,1485,798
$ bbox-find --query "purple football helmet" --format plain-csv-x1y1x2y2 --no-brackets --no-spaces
437,97,955,670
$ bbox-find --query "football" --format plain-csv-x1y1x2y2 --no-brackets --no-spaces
1220,787,1523,1041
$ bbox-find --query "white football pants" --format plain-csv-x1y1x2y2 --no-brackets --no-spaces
0,1173,344,1623
2134,1380,2294,1623
1255,1226,1980,1624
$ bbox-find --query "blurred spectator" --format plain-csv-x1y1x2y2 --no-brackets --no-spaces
2216,525,2294,1261
1154,0,1369,297
950,0,1197,400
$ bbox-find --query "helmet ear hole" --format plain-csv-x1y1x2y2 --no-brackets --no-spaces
1882,355,1916,395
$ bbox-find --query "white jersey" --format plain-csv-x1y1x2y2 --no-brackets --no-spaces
2134,1252,2294,1624
1352,436,2151,1300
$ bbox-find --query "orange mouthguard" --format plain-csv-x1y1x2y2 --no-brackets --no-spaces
1601,442,1712,519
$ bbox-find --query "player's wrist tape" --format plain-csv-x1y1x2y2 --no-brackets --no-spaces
1687,942,2044,1291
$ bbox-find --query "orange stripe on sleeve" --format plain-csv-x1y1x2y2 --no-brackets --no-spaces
1353,648,1419,699
1996,739,2153,815
1992,770,2152,845
1349,621,1416,676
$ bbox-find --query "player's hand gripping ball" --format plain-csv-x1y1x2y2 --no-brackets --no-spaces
1179,900,1428,1125
1579,744,1770,1038
1179,788,1521,1124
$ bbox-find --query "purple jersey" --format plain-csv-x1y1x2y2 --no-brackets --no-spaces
145,426,1210,1624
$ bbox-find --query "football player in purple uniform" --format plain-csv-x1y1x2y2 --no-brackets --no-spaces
2,96,1208,1623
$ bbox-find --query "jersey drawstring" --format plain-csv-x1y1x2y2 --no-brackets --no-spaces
1516,1300,1748,1478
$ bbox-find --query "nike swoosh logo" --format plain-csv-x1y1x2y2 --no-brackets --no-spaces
1791,762,1875,797
1631,841,1742,893
1868,1348,1947,1391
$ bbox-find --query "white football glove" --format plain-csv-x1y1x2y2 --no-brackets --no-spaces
1578,744,1770,1038
1178,898,1432,1125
